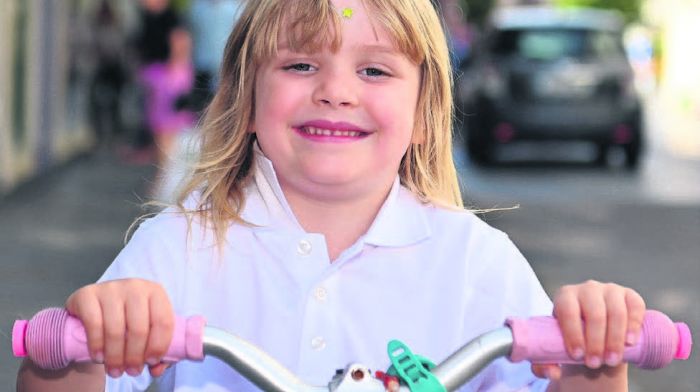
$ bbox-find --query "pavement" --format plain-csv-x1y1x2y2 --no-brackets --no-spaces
0,150,156,388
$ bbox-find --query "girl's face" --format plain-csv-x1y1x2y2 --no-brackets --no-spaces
252,0,421,203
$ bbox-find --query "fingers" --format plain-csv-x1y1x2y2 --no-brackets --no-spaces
124,287,151,376
553,285,584,361
578,283,607,369
624,288,646,345
149,363,171,377
102,283,127,377
531,364,562,380
66,279,174,379
144,289,175,366
66,286,105,364
603,287,627,367
553,281,646,371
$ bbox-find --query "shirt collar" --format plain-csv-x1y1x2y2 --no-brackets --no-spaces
241,143,302,230
245,143,431,247
362,177,431,247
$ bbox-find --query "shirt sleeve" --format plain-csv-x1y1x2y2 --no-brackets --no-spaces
468,230,553,392
98,213,189,392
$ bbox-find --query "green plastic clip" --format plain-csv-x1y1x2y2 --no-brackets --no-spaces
386,340,446,392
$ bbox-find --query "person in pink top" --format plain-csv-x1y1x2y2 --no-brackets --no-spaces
140,27,196,196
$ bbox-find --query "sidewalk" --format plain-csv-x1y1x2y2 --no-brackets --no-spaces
0,150,155,387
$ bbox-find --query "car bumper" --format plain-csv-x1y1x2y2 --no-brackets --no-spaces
477,99,640,142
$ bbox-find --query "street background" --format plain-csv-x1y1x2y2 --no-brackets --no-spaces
2,0,699,391
454,96,700,391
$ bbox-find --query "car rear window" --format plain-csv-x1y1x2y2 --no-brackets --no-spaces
491,28,623,60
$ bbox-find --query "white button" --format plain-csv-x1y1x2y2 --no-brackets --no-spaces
311,336,326,350
314,287,328,301
297,239,312,256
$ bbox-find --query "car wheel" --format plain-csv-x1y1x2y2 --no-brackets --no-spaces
624,112,644,170
466,109,494,165
624,141,641,170
467,134,493,165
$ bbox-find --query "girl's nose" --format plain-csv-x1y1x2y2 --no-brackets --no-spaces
311,73,358,108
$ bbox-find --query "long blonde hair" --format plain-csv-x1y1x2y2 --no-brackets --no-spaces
176,0,461,247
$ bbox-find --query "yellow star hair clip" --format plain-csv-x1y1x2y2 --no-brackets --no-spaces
341,7,354,19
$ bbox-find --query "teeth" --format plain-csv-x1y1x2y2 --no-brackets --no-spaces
302,127,362,137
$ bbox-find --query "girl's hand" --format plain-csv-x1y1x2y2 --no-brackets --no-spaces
532,280,646,380
65,278,174,379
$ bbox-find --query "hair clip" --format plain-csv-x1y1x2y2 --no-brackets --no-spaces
341,7,354,19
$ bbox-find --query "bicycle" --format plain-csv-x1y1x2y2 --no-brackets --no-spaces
13,308,692,392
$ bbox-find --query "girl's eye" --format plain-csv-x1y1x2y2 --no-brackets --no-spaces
283,63,314,72
361,67,388,77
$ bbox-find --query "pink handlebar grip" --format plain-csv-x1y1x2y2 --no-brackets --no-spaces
506,310,692,369
12,308,206,370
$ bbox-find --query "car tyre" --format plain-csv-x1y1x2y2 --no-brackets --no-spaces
624,112,644,170
595,143,609,167
467,135,493,165
624,141,641,170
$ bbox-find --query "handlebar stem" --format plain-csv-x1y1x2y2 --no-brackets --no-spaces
202,327,327,392
202,326,515,392
431,327,514,391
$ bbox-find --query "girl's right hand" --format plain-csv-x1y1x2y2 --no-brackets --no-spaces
65,278,174,379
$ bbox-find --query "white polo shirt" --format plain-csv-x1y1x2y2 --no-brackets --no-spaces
101,150,552,391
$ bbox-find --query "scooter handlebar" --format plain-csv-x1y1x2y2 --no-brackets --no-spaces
12,308,206,370
13,308,691,374
507,309,692,368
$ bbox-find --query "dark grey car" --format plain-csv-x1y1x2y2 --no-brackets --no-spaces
456,6,643,168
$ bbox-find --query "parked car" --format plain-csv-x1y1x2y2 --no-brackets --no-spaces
455,6,643,168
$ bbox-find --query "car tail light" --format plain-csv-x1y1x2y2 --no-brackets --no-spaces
494,122,515,143
613,124,633,144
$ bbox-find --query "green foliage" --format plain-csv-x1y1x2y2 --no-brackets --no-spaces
553,0,641,23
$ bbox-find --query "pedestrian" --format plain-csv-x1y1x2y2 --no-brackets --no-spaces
188,0,243,113
140,26,196,198
89,0,128,150
18,1,646,391
126,0,182,163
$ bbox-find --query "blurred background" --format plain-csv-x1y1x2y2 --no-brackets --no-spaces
0,0,698,390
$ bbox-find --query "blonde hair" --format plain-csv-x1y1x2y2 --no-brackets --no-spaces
176,0,461,247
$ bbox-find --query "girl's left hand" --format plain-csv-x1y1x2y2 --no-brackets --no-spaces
532,280,646,380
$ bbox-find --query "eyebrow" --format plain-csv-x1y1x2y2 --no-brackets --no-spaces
354,44,400,55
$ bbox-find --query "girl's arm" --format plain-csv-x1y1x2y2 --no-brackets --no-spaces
546,364,627,392
16,360,105,392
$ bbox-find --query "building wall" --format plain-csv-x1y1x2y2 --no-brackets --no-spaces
0,0,95,195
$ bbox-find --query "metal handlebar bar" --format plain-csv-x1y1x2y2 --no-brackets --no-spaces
13,308,693,391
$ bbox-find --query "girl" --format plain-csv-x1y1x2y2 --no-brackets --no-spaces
18,0,645,391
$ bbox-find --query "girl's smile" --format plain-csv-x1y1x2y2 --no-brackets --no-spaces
294,119,372,143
